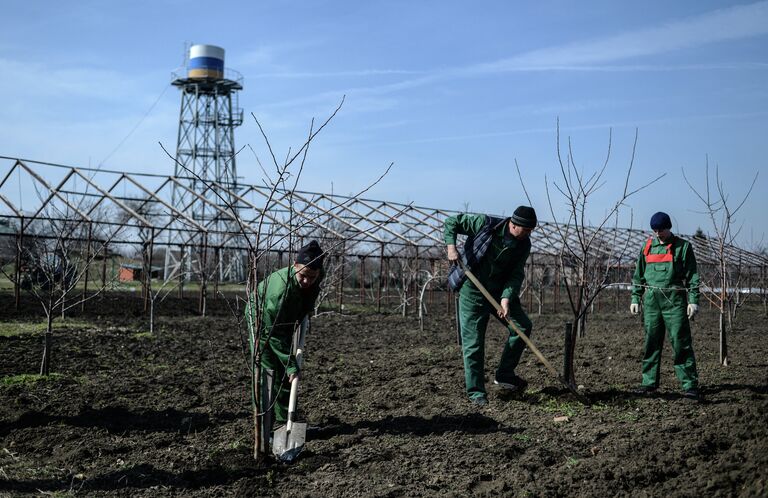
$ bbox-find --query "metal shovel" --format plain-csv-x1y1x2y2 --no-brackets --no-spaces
272,317,309,462
271,376,307,462
457,260,589,404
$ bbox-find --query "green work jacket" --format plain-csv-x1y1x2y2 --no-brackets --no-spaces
444,213,530,300
631,235,700,305
245,266,323,374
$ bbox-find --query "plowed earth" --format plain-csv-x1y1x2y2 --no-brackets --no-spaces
1,293,767,497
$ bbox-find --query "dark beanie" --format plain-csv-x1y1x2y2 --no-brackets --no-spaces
510,206,537,229
297,240,324,269
650,212,672,230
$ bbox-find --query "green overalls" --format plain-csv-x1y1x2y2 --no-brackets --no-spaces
245,266,322,422
444,214,532,400
631,235,700,390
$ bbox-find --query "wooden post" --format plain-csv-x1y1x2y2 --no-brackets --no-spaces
454,292,461,346
563,322,574,385
14,219,24,310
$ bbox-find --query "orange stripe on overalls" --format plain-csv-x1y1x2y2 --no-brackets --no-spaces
643,237,673,263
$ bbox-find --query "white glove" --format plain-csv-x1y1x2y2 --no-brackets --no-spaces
687,303,699,319
630,303,639,315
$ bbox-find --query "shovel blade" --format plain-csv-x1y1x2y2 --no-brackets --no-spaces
272,422,307,462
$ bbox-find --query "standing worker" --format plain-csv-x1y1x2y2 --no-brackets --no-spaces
245,240,325,432
444,206,537,406
630,212,701,401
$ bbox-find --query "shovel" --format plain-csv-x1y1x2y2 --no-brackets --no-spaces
272,317,309,462
457,260,589,404
271,376,307,462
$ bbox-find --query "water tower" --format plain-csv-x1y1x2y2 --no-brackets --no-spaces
165,44,245,282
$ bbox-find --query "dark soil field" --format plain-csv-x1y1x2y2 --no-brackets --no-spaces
1,292,767,497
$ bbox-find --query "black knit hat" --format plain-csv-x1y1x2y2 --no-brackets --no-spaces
297,240,324,269
510,206,537,229
650,212,672,230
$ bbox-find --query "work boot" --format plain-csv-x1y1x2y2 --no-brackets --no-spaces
469,395,488,406
683,388,702,402
633,385,657,395
493,375,528,392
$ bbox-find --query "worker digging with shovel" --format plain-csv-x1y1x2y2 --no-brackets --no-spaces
245,240,325,462
444,206,538,406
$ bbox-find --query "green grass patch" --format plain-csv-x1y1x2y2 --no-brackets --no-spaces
132,331,155,340
616,410,641,422
0,317,97,336
542,398,582,418
590,402,610,412
1,373,64,386
0,322,42,337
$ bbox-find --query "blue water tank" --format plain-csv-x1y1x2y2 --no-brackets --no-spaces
188,44,225,79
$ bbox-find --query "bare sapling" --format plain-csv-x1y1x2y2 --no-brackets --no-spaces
161,96,393,463
683,156,758,366
542,123,663,386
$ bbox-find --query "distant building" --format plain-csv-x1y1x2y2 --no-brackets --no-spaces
118,263,163,282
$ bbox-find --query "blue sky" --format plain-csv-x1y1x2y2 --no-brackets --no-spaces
1,0,766,247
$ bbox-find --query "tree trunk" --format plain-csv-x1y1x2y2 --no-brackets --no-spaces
719,312,729,366
576,313,587,339
150,298,155,335
40,313,53,376
563,322,576,386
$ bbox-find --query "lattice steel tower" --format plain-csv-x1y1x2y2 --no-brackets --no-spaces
165,44,245,282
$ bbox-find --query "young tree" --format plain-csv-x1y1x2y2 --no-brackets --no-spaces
542,124,663,386
163,97,393,463
2,203,129,375
683,157,759,366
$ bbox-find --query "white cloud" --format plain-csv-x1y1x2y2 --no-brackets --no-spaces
471,1,768,73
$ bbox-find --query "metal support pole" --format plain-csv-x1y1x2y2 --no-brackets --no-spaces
144,228,155,314
377,244,384,313
178,244,185,299
527,254,533,310
81,222,92,311
554,266,560,313
429,258,435,307
337,250,346,313
214,246,221,300
384,257,390,306
359,256,365,305
199,233,208,316
101,243,107,290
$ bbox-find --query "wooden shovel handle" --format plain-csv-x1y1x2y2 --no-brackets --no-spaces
456,260,588,404
286,374,299,432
